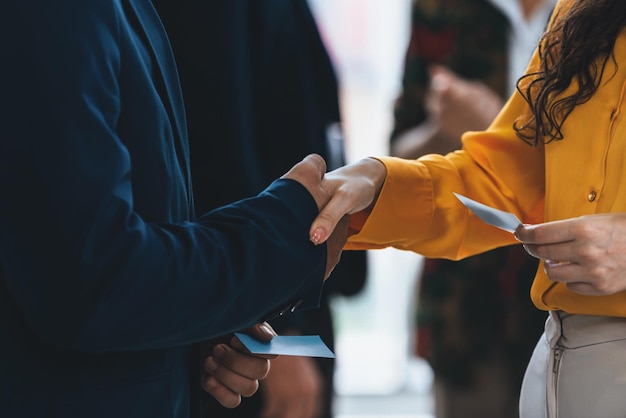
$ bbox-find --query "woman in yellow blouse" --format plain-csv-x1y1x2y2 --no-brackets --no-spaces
308,0,626,416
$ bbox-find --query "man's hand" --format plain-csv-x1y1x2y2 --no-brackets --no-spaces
201,323,278,408
515,213,626,295
259,355,323,418
281,154,349,279
281,154,330,212
324,215,349,279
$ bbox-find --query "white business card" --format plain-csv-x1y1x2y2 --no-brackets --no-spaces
453,192,521,233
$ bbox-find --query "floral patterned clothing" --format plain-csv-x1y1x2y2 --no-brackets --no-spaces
392,0,510,141
391,0,549,389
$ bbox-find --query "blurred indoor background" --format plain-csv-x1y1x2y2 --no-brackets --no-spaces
307,1,435,417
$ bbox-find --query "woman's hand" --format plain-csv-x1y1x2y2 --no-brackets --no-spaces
515,213,626,295
309,157,387,245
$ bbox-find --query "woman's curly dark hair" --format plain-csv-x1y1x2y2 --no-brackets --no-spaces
514,0,626,145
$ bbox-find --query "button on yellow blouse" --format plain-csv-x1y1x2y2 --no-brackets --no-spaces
588,191,597,202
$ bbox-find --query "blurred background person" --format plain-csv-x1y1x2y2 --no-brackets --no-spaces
153,1,368,417
390,0,556,417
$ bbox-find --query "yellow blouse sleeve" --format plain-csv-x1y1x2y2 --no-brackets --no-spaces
345,79,546,259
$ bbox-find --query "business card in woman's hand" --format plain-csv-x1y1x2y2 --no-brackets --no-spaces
235,333,335,358
453,192,522,233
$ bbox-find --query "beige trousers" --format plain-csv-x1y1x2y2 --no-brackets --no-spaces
519,311,626,418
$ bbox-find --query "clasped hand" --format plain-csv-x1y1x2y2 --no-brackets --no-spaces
281,154,386,278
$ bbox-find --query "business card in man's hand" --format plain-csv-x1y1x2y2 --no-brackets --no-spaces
235,333,335,358
453,192,522,233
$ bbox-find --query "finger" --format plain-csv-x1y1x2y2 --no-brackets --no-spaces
543,259,578,284
566,278,623,296
524,240,577,263
200,374,241,409
283,154,330,213
520,243,541,260
324,215,349,279
215,343,272,379
515,221,576,245
310,188,355,245
565,281,603,296
280,153,327,182
303,153,327,179
230,334,277,360
544,259,573,268
204,346,266,395
241,322,277,344
203,356,259,398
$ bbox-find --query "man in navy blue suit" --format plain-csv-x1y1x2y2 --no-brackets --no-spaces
0,1,346,417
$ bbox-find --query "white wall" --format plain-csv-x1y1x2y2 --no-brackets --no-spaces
307,0,434,398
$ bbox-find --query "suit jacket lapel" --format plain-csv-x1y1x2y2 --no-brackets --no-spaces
124,0,193,214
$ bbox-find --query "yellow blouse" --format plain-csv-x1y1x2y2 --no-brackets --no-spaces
347,0,626,317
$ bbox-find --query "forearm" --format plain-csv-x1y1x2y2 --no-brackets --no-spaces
1,179,325,352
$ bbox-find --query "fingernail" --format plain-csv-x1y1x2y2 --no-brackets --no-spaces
513,223,528,241
310,228,324,245
213,344,226,360
545,259,571,267
205,376,218,390
261,323,277,336
205,356,218,372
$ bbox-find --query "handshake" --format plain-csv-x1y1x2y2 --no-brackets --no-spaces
281,153,387,279
203,154,386,410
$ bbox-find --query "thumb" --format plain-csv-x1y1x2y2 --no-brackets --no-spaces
245,322,277,343
231,323,278,359
281,154,329,211
310,191,353,245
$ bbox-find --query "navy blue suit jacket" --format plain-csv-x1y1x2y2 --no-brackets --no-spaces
0,1,326,417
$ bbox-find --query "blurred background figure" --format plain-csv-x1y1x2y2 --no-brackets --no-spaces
153,0,367,417
389,0,556,417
